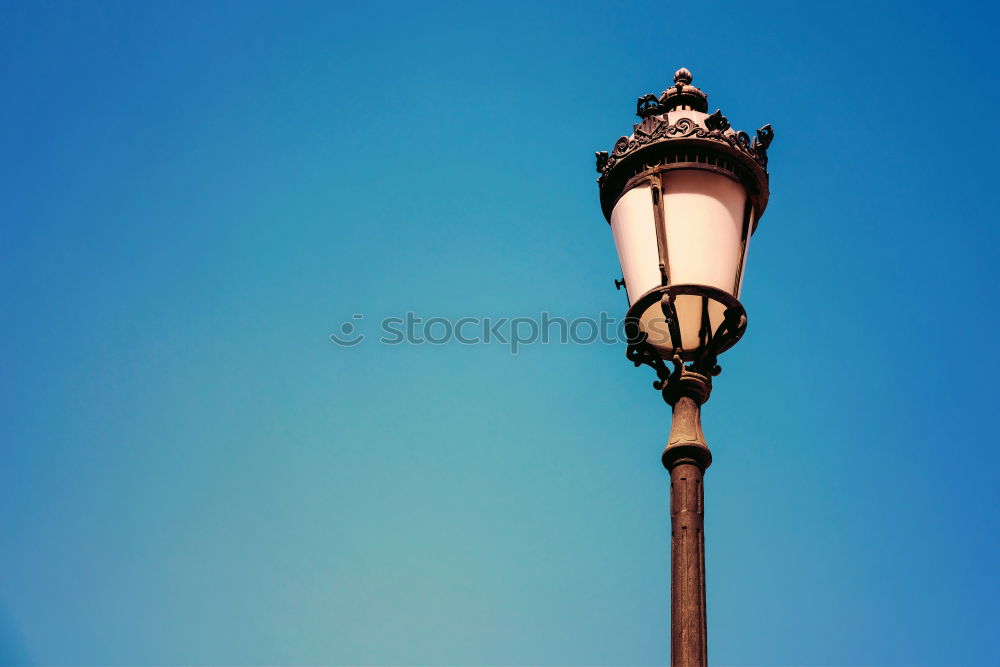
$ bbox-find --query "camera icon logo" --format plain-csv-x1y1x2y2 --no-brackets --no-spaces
330,314,365,347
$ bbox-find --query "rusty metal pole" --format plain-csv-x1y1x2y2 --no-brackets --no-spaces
662,369,713,667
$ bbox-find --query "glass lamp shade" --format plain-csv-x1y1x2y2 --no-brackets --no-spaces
610,169,753,359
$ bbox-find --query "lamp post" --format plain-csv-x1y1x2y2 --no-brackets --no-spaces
595,68,773,667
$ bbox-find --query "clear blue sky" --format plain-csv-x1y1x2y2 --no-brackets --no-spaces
2,1,998,665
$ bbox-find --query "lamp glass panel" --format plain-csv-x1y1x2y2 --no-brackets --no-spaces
662,170,747,296
610,184,660,306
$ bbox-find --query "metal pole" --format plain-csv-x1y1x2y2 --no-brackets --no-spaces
663,375,713,667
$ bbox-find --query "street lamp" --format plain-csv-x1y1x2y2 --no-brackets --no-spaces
595,68,773,667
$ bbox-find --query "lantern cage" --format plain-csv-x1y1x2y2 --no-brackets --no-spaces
596,67,773,377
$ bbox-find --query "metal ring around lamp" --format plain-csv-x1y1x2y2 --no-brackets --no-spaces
624,283,747,366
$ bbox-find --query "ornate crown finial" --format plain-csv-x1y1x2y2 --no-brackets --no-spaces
635,67,708,118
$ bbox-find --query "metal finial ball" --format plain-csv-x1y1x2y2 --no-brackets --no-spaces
674,68,693,85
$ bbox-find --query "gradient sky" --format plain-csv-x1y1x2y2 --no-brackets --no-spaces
2,1,999,665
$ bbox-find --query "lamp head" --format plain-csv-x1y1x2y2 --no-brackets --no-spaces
595,69,774,369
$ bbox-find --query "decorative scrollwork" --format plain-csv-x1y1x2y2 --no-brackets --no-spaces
751,123,774,167
595,151,608,173
597,111,774,181
626,340,723,403
626,338,672,389
756,124,774,150
732,131,751,151
636,94,662,119
671,117,696,134
704,109,730,133
597,113,773,184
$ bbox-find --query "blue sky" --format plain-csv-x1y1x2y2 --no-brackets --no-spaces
2,1,998,665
